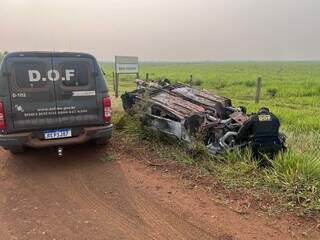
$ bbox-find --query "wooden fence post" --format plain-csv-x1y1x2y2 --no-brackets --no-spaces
115,73,119,98
112,71,115,92
189,74,193,86
146,73,149,81
255,77,262,103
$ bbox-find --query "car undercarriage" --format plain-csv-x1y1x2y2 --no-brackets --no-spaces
121,79,285,155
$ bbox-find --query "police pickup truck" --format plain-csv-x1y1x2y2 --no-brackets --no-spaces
0,52,112,154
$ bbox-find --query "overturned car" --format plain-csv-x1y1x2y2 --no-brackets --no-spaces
121,79,285,156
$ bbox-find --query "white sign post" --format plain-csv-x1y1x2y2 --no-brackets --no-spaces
114,56,139,97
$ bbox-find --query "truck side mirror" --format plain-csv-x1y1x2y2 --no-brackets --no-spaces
100,67,106,76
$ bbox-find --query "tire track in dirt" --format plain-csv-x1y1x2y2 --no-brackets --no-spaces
131,191,218,240
70,159,218,240
70,166,156,240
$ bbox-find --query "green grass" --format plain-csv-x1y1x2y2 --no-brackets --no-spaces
102,62,320,214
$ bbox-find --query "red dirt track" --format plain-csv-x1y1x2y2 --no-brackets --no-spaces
0,137,319,240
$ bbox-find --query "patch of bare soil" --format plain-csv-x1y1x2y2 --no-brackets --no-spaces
0,134,319,240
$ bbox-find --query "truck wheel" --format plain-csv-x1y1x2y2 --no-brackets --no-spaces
93,137,109,146
7,146,25,154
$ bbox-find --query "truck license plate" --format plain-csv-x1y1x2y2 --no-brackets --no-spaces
44,129,72,140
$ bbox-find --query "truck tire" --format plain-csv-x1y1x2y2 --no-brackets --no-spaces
93,137,108,146
7,146,25,154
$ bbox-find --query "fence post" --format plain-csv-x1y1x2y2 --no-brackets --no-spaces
112,71,115,91
189,74,193,86
146,73,149,81
255,77,262,103
115,73,119,98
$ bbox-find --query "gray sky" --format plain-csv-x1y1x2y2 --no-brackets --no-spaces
1,0,320,61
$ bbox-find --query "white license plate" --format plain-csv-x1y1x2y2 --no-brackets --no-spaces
44,129,72,140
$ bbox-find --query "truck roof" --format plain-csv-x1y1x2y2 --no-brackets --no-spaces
4,51,96,60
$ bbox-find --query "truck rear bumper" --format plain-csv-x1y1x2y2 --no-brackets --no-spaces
0,125,113,149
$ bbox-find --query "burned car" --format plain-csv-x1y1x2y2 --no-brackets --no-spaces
122,79,285,156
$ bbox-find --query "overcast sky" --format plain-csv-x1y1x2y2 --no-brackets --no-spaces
1,0,320,61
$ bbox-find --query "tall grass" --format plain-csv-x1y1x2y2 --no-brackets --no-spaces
266,151,320,211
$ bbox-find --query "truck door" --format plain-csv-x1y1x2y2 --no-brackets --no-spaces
7,56,58,130
52,57,100,126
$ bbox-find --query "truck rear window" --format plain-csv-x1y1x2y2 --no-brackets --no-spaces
13,62,47,88
61,62,89,87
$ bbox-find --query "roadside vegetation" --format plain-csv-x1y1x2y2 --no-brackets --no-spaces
101,62,320,215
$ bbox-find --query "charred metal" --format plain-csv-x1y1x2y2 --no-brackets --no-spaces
121,79,285,156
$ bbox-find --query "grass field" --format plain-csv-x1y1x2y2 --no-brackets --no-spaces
101,62,320,213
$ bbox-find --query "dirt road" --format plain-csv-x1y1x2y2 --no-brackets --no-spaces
0,136,318,240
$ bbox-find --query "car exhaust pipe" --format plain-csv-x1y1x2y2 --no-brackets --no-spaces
57,147,63,157
219,131,238,149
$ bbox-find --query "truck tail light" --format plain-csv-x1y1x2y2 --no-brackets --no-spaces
0,101,6,130
102,96,111,123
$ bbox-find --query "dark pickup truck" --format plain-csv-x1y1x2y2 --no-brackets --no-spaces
0,51,112,153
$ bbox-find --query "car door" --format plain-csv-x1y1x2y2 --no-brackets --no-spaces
6,55,58,130
52,56,100,127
